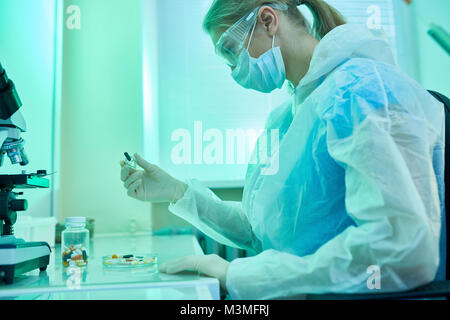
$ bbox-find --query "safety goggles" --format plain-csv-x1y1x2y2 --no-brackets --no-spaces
215,3,289,67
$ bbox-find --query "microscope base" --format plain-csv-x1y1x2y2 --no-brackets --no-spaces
0,240,51,285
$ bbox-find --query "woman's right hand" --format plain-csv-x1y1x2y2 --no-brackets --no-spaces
120,154,188,203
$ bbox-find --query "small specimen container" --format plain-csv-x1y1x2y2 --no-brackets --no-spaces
61,217,90,267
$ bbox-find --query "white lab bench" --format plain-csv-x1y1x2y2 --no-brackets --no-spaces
0,234,220,300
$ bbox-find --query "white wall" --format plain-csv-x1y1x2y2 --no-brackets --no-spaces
58,0,152,234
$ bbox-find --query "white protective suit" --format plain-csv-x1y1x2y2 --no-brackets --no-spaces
169,24,446,300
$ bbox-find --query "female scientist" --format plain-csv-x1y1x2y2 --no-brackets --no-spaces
120,0,445,300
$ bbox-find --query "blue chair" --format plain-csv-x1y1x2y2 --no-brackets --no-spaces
298,91,450,300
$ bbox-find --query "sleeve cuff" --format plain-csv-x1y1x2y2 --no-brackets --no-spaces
225,257,253,300
168,179,198,219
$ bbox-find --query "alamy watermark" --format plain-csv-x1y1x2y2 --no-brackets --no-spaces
65,266,82,290
66,5,81,30
367,5,382,30
367,265,382,290
171,121,280,176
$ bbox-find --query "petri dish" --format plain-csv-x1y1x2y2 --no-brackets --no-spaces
102,253,158,269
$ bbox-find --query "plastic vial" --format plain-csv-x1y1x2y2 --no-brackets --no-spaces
124,152,137,170
61,217,90,267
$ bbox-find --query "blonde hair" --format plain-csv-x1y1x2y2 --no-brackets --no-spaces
203,0,346,40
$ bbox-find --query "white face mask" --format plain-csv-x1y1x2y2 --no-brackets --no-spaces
231,31,286,93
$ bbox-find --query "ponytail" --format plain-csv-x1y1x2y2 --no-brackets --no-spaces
297,0,346,40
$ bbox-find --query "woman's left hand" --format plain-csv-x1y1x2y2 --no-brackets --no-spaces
159,254,230,289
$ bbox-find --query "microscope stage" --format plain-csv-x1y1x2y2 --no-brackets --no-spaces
0,174,50,189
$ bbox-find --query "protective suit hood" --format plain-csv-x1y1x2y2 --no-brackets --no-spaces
290,24,397,101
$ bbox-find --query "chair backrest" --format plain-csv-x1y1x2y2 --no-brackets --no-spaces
428,90,450,281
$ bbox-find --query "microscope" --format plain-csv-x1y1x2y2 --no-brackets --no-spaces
0,62,51,285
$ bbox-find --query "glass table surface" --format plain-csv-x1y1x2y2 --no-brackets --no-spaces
0,234,220,300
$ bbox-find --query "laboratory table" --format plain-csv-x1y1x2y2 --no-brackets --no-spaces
0,234,220,300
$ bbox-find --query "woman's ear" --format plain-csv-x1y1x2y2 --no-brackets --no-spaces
258,6,279,37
